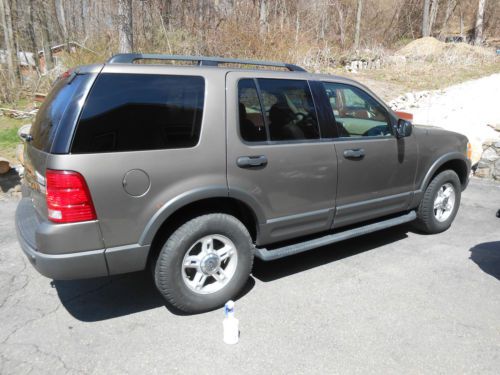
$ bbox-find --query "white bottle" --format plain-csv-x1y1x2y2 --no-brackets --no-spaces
223,300,239,344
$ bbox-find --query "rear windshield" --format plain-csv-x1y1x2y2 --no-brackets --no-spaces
71,73,205,153
31,75,86,151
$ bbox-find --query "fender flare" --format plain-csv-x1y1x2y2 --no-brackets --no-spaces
419,152,469,191
138,186,266,246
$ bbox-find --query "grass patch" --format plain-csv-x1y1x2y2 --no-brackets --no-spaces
0,116,26,161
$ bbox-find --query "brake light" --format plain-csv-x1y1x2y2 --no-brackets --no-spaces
46,169,97,223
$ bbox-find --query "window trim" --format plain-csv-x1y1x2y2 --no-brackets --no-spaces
321,81,396,140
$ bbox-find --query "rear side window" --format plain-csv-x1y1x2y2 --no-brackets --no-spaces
71,74,205,153
237,78,320,142
31,75,86,151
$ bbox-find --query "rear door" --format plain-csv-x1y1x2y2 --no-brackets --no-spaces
321,81,418,228
226,72,338,245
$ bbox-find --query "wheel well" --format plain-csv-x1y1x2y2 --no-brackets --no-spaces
430,159,468,189
147,197,258,268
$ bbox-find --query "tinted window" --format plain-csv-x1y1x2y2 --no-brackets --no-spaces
72,74,204,153
238,79,266,142
257,79,320,141
323,82,391,137
31,75,85,151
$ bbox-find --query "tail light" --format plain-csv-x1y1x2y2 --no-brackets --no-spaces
46,169,97,223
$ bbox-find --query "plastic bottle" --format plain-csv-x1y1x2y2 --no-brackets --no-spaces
223,300,239,344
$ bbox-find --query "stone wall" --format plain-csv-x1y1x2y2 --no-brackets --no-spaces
475,140,500,180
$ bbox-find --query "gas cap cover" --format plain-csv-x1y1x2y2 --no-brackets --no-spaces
122,169,150,197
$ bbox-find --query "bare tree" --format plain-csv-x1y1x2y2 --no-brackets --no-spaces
118,0,133,53
259,0,267,35
474,0,486,45
54,0,69,44
354,0,363,49
428,0,439,35
422,0,431,36
0,0,17,88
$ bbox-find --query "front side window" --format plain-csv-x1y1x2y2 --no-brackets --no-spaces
237,78,320,142
72,74,205,153
323,82,391,137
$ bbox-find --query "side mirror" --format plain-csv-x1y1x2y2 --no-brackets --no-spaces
18,124,32,142
395,119,412,138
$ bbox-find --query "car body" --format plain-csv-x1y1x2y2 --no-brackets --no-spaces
15,54,471,312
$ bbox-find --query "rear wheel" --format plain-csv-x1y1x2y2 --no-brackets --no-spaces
153,214,253,313
414,170,461,234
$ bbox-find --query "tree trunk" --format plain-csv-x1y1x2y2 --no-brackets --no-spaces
422,0,431,36
354,0,363,49
55,0,70,47
0,0,17,92
429,0,439,35
118,0,133,53
40,2,54,72
440,0,457,36
474,0,486,45
259,0,267,35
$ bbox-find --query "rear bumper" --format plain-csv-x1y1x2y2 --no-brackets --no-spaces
15,198,149,280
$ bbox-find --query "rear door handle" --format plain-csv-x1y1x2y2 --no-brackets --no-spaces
343,148,365,159
237,155,268,168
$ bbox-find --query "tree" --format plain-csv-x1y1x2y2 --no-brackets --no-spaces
422,0,431,36
474,0,486,45
259,0,267,35
118,0,133,53
354,0,363,49
54,0,69,44
0,0,17,90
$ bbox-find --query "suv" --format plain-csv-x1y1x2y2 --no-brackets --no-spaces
16,54,471,313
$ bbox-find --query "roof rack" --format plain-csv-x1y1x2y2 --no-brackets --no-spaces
107,54,307,72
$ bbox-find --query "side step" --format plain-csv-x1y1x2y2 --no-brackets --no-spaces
254,211,417,261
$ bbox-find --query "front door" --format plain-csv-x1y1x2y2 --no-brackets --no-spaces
321,81,418,228
226,72,338,245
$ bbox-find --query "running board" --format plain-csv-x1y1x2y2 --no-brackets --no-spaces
254,211,417,261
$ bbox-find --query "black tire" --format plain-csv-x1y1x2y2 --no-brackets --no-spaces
153,213,253,314
414,170,461,234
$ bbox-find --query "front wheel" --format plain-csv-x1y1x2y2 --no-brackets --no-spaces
153,214,254,313
414,170,461,234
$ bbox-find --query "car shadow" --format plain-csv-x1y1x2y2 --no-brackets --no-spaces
54,271,256,321
469,241,500,280
55,225,409,321
253,225,409,282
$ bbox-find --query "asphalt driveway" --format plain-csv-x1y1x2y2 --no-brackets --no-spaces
1,178,499,374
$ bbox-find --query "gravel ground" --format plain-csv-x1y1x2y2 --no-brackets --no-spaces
1,178,500,374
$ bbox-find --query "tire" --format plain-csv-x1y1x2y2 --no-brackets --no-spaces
414,170,461,234
153,213,254,314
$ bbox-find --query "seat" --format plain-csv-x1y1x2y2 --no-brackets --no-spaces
269,101,304,140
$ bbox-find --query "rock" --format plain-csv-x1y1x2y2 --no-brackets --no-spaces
481,147,499,162
482,139,495,150
477,160,491,169
494,141,500,149
475,167,492,178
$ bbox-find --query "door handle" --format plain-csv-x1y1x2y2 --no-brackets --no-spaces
343,148,365,159
237,155,268,168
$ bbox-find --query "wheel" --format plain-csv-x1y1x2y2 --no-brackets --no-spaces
414,170,461,234
153,214,254,313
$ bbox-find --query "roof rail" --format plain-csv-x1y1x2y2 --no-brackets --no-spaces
107,53,307,72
